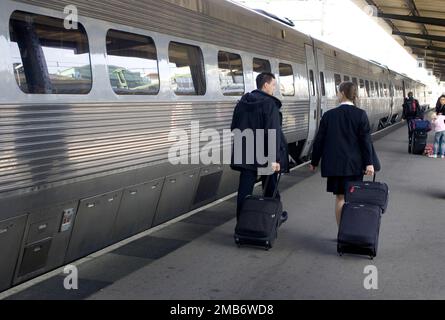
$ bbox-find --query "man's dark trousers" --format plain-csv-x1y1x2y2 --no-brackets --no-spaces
236,170,280,220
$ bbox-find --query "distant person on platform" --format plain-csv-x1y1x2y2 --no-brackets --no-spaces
430,112,445,159
402,92,422,152
435,95,445,115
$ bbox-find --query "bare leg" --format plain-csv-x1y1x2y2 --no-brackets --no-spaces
335,195,345,227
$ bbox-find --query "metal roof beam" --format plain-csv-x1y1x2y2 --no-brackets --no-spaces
403,0,432,46
414,51,445,58
422,56,445,63
411,50,445,59
377,13,445,27
393,31,445,43
408,44,445,53
426,62,445,68
426,65,445,70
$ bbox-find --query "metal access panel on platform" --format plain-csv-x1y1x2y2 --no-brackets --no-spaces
13,202,79,285
65,190,123,263
191,165,223,210
112,178,164,243
0,214,27,292
152,169,200,226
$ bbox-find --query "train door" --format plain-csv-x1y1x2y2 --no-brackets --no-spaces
402,80,406,99
315,48,327,120
301,44,319,158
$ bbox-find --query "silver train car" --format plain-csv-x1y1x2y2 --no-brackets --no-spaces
0,0,428,291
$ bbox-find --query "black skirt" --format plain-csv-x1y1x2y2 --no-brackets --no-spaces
327,175,364,195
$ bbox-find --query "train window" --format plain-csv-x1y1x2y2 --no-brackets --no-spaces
9,11,92,94
169,42,206,96
383,83,388,97
344,75,350,82
380,83,384,97
365,80,370,97
253,58,271,80
320,72,326,96
218,51,245,96
309,70,315,96
359,79,365,97
334,74,342,93
279,63,295,96
352,77,358,87
106,30,159,95
375,82,380,97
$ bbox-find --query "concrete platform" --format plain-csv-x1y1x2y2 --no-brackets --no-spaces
3,124,445,300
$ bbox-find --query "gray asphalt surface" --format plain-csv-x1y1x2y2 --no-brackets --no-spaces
86,126,445,300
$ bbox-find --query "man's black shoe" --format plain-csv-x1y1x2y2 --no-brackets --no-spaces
280,211,288,226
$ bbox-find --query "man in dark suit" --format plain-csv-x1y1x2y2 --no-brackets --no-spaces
231,72,289,223
403,92,422,152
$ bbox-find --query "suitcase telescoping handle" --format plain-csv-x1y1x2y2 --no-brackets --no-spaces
263,173,282,199
365,173,377,182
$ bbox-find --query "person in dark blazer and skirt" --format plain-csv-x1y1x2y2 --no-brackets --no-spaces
309,82,375,227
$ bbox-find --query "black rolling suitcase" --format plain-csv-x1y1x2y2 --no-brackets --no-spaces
338,175,389,259
337,203,381,259
411,130,428,155
345,176,389,213
234,174,282,250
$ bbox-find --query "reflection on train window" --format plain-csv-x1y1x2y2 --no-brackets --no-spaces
253,58,271,80
9,11,92,94
218,51,244,96
309,70,315,96
375,82,380,97
370,81,375,97
106,30,159,95
334,73,342,93
279,63,295,96
344,75,350,82
169,42,206,96
383,83,388,97
365,80,370,97
320,72,326,96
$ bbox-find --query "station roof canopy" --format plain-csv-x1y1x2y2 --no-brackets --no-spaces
365,0,445,81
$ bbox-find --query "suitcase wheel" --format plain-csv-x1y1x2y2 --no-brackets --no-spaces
337,244,343,257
